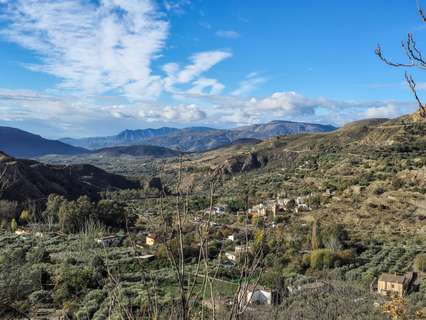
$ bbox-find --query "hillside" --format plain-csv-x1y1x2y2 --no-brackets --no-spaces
61,121,337,152
230,120,337,140
0,151,138,201
154,113,426,238
1,114,425,320
0,126,87,158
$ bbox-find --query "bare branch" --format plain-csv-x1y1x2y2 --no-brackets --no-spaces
375,44,415,68
417,0,426,22
405,72,426,117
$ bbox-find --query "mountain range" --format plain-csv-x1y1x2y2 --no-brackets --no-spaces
60,121,337,152
0,120,336,159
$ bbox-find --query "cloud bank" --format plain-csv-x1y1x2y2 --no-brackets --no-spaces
0,88,417,138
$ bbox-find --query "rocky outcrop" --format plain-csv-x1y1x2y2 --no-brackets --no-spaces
221,153,267,174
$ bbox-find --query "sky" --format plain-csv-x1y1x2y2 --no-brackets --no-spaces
0,0,424,138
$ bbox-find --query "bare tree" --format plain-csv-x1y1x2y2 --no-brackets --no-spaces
0,167,10,198
375,0,426,118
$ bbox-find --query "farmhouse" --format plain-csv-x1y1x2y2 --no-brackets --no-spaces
225,251,237,263
243,284,281,305
377,273,416,297
225,245,253,263
146,233,158,246
248,204,267,217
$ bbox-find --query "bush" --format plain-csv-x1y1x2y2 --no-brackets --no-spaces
20,210,30,224
10,218,17,233
53,263,96,304
0,200,18,227
29,290,52,305
310,249,335,270
415,254,426,272
309,249,353,270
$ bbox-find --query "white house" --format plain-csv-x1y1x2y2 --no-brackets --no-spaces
248,204,267,217
243,284,281,305
225,245,252,263
227,234,236,242
225,251,237,262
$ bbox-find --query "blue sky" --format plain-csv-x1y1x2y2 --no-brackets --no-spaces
0,0,424,138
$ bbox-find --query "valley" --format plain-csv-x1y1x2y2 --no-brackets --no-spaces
1,112,425,319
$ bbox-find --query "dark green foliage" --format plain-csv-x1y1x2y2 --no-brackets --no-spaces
96,199,133,228
189,195,210,211
226,197,248,213
0,200,18,227
53,262,97,304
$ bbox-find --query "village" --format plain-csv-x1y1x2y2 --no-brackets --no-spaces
11,192,425,317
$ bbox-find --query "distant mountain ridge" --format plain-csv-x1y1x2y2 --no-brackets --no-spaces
0,126,87,158
92,144,183,157
61,121,337,152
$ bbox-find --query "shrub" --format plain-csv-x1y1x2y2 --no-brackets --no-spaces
302,254,311,268
19,210,30,224
336,250,354,266
415,254,426,272
53,263,96,304
29,290,52,305
310,249,334,270
10,218,17,233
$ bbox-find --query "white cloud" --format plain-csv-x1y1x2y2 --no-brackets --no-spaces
163,0,190,14
246,92,318,116
216,30,240,39
186,78,225,95
206,92,417,127
172,50,232,84
162,50,232,95
0,88,417,137
232,72,266,96
1,0,169,100
364,104,400,118
138,104,207,122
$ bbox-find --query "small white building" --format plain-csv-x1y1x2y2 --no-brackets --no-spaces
225,251,237,262
249,204,267,217
227,234,236,242
244,284,281,305
225,245,252,263
235,245,252,255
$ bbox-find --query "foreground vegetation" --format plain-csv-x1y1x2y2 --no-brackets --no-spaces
1,113,426,319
